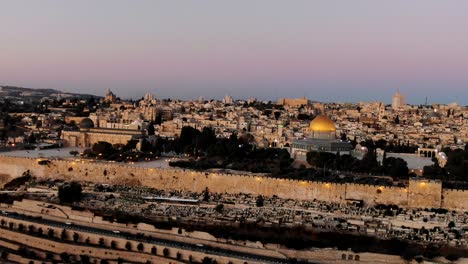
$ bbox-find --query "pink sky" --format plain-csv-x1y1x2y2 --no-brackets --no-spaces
1,1,467,103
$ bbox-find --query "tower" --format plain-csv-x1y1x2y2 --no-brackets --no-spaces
105,88,117,103
378,102,386,121
392,91,406,110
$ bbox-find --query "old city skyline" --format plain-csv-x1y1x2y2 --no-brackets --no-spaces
1,1,467,263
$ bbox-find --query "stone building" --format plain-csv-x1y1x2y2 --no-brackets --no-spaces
290,115,353,160
61,118,142,147
392,91,406,110
277,96,310,107
104,88,117,103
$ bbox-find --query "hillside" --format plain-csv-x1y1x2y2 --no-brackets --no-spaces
0,85,99,99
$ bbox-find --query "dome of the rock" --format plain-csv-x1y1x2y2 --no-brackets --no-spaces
309,115,336,132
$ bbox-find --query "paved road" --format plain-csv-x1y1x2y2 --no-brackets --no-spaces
2,211,311,264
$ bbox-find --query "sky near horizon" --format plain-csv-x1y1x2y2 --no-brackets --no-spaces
1,1,468,104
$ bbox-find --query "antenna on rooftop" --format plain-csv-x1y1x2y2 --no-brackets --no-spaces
425,97,428,106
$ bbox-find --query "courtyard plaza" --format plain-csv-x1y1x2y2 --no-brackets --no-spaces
0,147,174,169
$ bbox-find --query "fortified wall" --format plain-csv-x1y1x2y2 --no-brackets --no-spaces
0,155,467,210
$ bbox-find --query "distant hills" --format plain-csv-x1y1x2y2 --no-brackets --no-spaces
0,86,100,99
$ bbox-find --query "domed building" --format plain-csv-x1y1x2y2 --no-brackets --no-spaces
309,115,336,139
290,115,353,160
79,118,94,129
62,117,143,148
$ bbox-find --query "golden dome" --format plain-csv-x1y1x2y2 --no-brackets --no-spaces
309,115,336,132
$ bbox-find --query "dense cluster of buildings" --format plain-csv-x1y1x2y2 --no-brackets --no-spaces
52,89,466,171
1,88,468,263
2,89,467,170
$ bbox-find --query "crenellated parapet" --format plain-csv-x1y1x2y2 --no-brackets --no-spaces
0,155,466,210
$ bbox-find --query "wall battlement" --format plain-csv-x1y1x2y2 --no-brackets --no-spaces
0,155,466,210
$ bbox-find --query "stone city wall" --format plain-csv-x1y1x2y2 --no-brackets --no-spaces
442,189,468,211
343,183,409,206
408,179,443,208
0,155,467,210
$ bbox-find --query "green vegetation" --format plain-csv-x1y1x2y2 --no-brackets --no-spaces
81,140,158,162
424,146,468,183
3,171,32,190
165,126,293,173
306,150,409,180
58,181,83,203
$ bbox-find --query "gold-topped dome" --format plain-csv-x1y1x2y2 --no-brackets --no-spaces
309,115,336,132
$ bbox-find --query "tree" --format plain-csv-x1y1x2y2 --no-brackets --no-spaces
215,204,224,213
163,247,170,257
198,127,217,151
203,187,210,202
80,255,90,264
151,246,157,255
307,151,337,168
48,228,55,238
27,133,36,144
91,141,114,158
375,139,387,149
340,132,347,141
124,139,139,151
46,252,54,260
60,252,70,262
382,157,409,180
110,240,117,249
154,112,162,125
202,257,214,264
73,232,80,242
444,148,467,181
125,241,132,251
274,111,281,120
297,113,310,120
69,150,79,157
179,126,201,153
99,238,105,247
137,242,144,251
61,229,68,240
360,149,380,173
256,195,264,207
448,221,456,229
445,253,460,262
58,181,82,203
147,122,155,136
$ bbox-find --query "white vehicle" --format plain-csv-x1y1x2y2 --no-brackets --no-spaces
65,222,72,225
113,230,120,234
